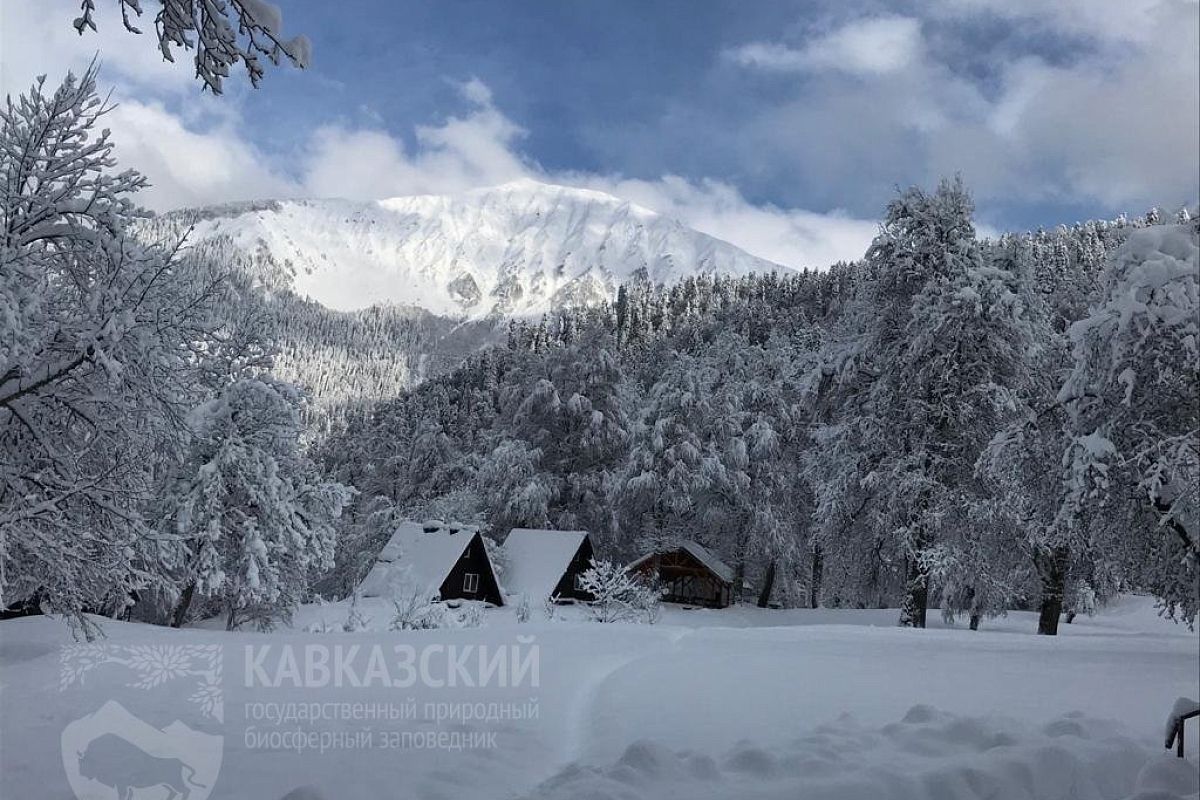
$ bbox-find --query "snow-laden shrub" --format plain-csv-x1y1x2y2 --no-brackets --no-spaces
342,595,372,632
638,587,663,625
543,595,560,622
579,559,662,623
515,593,532,623
389,584,448,631
456,603,485,628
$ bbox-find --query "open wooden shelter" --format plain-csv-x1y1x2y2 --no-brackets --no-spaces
626,541,735,608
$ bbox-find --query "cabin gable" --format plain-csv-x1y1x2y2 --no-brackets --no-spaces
438,532,504,606
550,536,595,601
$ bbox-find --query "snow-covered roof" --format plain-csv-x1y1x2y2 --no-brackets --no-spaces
681,542,735,583
626,540,735,584
359,521,478,599
502,528,589,600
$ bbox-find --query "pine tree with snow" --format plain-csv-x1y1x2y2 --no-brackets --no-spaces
479,439,553,531
167,378,350,629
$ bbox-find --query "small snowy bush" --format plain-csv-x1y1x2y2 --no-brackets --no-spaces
579,559,662,623
342,595,372,632
389,584,447,631
457,603,485,628
515,593,532,623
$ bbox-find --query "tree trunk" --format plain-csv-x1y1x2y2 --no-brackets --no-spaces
1038,591,1063,636
1035,545,1069,636
809,545,823,609
757,561,776,608
225,605,238,631
170,582,196,629
899,558,929,628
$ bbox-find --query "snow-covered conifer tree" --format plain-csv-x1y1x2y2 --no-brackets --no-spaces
168,378,350,629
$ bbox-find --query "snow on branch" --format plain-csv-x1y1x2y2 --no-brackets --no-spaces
72,0,311,93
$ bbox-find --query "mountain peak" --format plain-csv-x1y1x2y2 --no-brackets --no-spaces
182,184,787,317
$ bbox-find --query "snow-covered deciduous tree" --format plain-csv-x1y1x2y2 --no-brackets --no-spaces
479,439,552,531
809,178,1034,627
0,67,231,628
167,378,350,629
73,0,311,93
1059,222,1199,624
318,493,400,601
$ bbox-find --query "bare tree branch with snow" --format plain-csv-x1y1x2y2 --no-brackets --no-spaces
72,0,311,93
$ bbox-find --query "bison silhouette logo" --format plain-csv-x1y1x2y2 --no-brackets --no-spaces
61,700,222,800
78,733,206,799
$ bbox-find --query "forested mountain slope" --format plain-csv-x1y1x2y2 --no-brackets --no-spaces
138,181,791,421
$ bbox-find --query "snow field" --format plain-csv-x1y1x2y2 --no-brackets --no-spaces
0,595,1195,799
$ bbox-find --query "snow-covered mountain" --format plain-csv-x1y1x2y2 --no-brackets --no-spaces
177,179,788,317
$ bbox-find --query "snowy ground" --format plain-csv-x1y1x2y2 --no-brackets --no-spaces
1,595,1196,800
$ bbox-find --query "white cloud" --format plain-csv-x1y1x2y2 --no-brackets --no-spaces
107,100,298,210
569,175,876,268
726,16,923,76
929,3,1199,210
295,95,878,267
300,79,532,199
724,1,1198,217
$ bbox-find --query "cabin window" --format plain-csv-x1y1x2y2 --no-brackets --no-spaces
463,573,479,593
573,573,586,591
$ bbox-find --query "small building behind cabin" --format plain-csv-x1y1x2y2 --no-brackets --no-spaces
626,541,735,608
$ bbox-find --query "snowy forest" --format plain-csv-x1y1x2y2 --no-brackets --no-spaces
317,191,1199,635
1,65,1197,639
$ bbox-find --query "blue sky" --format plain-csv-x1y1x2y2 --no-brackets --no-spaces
1,0,1197,267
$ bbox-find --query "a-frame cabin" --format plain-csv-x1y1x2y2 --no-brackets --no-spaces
359,521,504,606
502,528,595,602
